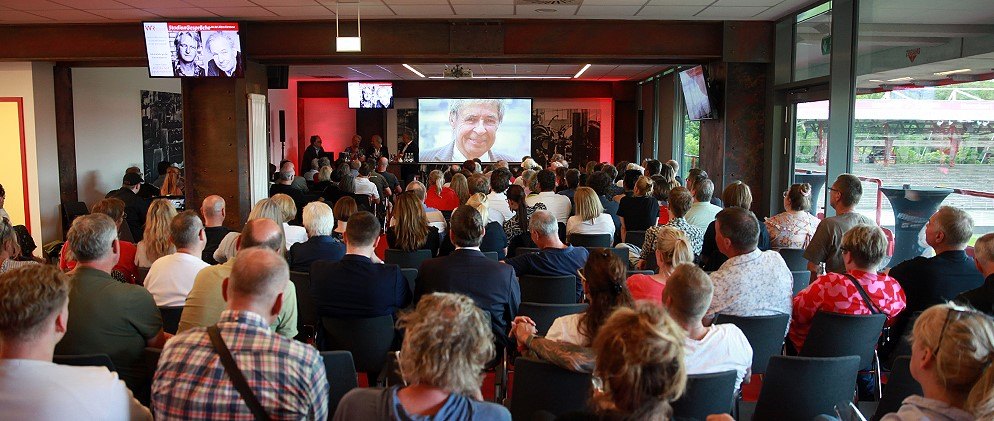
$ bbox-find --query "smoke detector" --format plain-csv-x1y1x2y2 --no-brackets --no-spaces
443,65,474,78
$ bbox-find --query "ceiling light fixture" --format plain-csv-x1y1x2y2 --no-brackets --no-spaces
335,2,361,53
887,76,913,82
402,64,425,78
426,75,572,80
573,64,592,79
934,68,971,76
536,8,557,12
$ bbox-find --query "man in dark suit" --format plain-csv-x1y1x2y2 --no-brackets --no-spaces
301,135,325,173
311,211,409,318
106,172,149,242
396,133,419,185
415,204,520,345
288,202,345,272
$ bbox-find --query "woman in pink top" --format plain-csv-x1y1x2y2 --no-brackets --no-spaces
626,226,694,304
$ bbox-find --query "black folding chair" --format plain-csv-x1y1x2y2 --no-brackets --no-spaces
871,356,922,421
53,353,116,372
714,313,790,375
483,251,499,261
321,315,396,386
517,302,589,336
568,233,612,248
158,306,183,334
777,248,809,271
558,222,567,244
400,268,417,295
289,270,318,342
384,249,432,270
671,370,738,420
800,311,887,400
510,357,592,420
752,355,861,421
515,247,540,257
321,351,359,416
624,230,646,248
791,270,810,296
519,274,578,304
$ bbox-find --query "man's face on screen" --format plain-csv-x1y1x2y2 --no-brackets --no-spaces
209,36,237,73
176,34,198,63
451,103,500,160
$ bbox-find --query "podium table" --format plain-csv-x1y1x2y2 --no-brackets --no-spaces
880,186,953,267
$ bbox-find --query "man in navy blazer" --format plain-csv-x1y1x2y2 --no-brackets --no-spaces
415,204,520,344
288,202,346,272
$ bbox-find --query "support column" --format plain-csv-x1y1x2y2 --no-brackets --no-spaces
53,65,78,206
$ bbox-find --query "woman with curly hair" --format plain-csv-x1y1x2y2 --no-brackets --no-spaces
135,199,177,267
159,166,184,196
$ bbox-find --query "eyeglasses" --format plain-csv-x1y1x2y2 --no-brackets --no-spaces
930,303,990,356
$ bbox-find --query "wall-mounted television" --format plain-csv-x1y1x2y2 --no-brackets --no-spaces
418,98,532,163
144,22,244,78
348,82,394,109
678,65,715,120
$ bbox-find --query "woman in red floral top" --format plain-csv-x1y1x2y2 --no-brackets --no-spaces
789,224,906,352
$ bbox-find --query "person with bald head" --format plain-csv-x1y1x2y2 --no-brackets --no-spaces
375,156,402,197
200,195,233,264
178,218,299,338
153,247,328,419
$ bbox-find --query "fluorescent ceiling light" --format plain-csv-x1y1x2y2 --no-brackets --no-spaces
868,79,884,82
403,64,425,78
887,77,913,82
427,75,572,80
573,64,592,79
934,68,971,76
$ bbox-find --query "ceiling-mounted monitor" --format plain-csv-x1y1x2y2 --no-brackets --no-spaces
144,22,244,78
678,65,715,120
348,82,394,109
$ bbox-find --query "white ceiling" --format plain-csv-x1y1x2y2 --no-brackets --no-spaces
289,63,672,81
0,0,817,23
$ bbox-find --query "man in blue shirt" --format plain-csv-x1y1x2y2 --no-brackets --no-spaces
503,210,589,302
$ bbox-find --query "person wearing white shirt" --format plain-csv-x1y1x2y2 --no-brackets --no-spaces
525,170,571,223
566,187,615,237
685,178,722,228
144,211,210,307
486,168,514,225
663,263,752,392
0,264,152,421
283,223,308,249
353,164,380,200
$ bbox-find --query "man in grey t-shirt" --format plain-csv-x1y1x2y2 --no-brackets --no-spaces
804,173,875,277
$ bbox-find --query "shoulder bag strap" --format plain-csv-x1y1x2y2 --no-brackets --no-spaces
843,273,882,315
207,325,272,421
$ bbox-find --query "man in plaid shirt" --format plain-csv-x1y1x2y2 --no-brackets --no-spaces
152,247,328,420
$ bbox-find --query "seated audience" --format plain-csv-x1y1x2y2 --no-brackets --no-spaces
54,214,167,394
706,207,793,320
566,187,615,237
59,198,137,282
651,175,673,225
765,182,821,249
0,265,151,420
332,196,357,241
504,210,590,301
322,166,349,205
879,303,994,420
311,165,334,193
685,168,721,207
288,202,345,272
143,211,209,307
618,176,660,239
957,233,994,315
487,168,515,225
334,293,510,420
375,157,402,198
699,181,772,272
153,247,328,419
503,184,547,244
1,217,35,274
302,158,320,182
425,170,459,211
627,226,694,304
271,193,308,247
640,187,704,265
684,178,722,229
462,193,509,259
667,159,683,185
805,173,875,276
180,218,298,338
199,195,232,265
415,205,520,347
159,166,183,196
135,199,177,267
664,264,753,391
269,170,308,218
353,163,381,200
279,160,308,192
213,198,288,263
312,211,410,319
612,169,642,202
404,181,447,234
0,183,7,221
451,173,470,206
106,172,149,241
526,170,572,223
387,192,441,257
790,224,906,352
557,168,580,209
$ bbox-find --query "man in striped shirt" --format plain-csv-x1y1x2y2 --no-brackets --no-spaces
152,247,328,420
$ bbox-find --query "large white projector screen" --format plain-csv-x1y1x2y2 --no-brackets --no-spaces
418,98,531,163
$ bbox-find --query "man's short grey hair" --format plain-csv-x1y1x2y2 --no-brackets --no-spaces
228,247,289,302
529,210,558,237
693,178,714,202
448,99,506,123
278,170,294,182
204,31,236,55
66,213,118,262
974,232,994,265
406,181,427,202
302,202,335,237
318,157,331,168
933,206,974,246
170,211,204,249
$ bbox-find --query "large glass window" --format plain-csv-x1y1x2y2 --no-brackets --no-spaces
682,114,699,177
793,2,832,81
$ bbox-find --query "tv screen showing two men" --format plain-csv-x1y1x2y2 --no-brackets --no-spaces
418,98,532,163
144,22,244,78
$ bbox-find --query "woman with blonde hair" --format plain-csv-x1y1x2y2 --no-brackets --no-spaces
270,193,307,248
618,176,660,241
464,192,508,259
567,187,615,236
765,182,821,249
881,303,994,420
626,226,694,304
213,198,288,263
424,170,459,211
333,293,511,420
450,173,470,206
135,199,177,267
159,166,183,196
387,191,440,257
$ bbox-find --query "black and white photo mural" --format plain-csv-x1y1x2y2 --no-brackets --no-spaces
140,90,184,181
531,107,601,167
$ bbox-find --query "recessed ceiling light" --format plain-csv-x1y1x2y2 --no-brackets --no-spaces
535,8,557,12
934,68,971,76
573,64,592,79
887,77,913,82
402,64,425,78
867,79,884,82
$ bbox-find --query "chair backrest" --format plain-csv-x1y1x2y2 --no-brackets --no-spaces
289,271,318,340
510,357,592,420
801,311,886,369
483,251,498,261
519,274,578,304
400,268,417,295
517,302,589,336
61,201,90,234
158,306,183,335
625,230,646,249
558,222,568,244
753,355,861,421
790,270,809,296
777,248,808,271
671,370,738,420
515,247,540,256
321,315,396,376
136,267,151,286
384,248,432,270
569,233,612,248
714,313,790,375
321,351,359,416
53,353,116,372
871,356,922,421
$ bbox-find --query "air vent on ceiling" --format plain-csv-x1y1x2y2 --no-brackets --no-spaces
516,0,582,5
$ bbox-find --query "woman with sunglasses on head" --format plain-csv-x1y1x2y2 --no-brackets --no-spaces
880,303,994,420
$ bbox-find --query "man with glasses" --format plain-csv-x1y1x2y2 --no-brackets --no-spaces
804,173,875,278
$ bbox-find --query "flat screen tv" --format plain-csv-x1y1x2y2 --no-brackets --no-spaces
678,65,715,120
418,98,532,163
348,82,394,109
144,22,244,78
